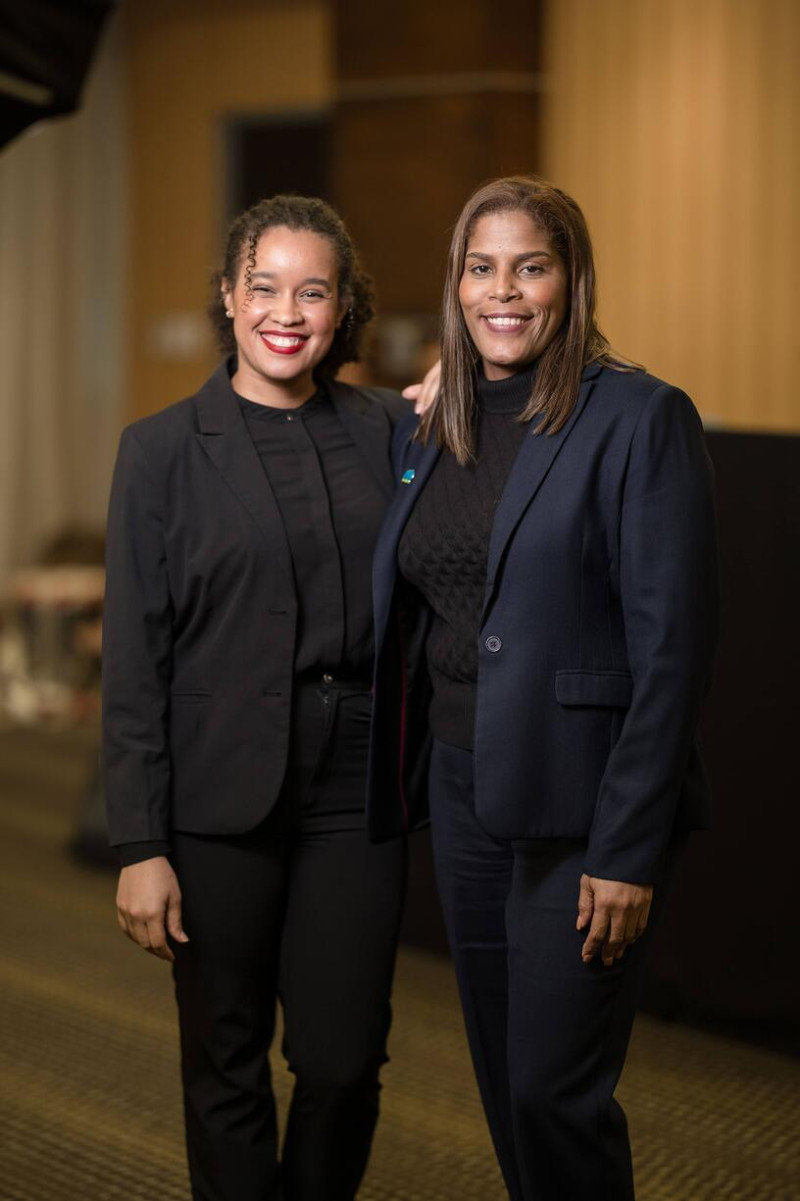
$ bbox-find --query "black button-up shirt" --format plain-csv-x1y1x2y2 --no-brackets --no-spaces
238,385,387,679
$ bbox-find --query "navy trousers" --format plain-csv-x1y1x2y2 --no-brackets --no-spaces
170,682,407,1201
429,739,677,1201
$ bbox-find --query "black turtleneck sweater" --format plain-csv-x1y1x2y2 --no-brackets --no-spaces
398,365,535,750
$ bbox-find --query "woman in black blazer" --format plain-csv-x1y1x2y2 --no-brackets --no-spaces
103,195,409,1201
369,177,718,1200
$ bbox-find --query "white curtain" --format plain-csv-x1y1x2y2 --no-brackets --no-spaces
0,13,127,583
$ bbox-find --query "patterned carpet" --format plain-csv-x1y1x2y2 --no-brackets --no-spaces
0,727,798,1200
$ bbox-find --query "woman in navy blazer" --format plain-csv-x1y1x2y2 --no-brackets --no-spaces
368,177,718,1200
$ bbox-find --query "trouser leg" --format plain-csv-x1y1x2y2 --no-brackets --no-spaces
171,828,287,1201
428,740,524,1201
429,737,677,1201
505,840,676,1201
278,691,406,1196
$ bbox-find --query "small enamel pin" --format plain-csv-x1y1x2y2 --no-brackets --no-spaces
401,469,416,485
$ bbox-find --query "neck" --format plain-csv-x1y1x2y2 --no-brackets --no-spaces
231,362,317,409
477,360,537,414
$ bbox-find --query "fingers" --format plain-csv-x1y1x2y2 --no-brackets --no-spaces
633,897,652,942
576,873,594,931
581,908,609,964
603,911,629,966
146,915,175,963
580,884,654,966
166,892,189,946
115,861,184,963
117,906,173,961
403,360,442,413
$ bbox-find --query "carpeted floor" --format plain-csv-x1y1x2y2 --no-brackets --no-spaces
1,726,798,1200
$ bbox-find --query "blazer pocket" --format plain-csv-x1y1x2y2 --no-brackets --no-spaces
170,689,212,700
555,670,633,708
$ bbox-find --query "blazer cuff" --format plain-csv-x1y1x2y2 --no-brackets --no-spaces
117,840,171,867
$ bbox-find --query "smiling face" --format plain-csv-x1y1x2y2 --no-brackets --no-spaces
458,209,568,380
222,225,346,405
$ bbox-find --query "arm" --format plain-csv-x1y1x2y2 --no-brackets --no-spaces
586,383,719,886
578,384,718,966
103,427,187,960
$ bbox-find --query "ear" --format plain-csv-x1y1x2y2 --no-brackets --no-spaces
336,292,350,328
221,279,234,316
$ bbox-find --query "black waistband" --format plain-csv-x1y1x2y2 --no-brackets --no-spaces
295,670,372,692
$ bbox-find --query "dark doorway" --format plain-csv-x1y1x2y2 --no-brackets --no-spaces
226,111,331,220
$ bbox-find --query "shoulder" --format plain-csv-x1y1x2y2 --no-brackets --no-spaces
121,358,237,451
590,364,703,432
391,409,422,456
327,378,411,426
114,395,198,477
113,369,219,482
122,394,198,445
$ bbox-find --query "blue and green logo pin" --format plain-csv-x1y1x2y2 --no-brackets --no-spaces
401,469,416,485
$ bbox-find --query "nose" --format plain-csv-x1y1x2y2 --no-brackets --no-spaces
489,270,521,302
267,292,302,325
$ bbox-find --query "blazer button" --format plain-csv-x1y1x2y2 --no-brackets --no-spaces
485,635,502,653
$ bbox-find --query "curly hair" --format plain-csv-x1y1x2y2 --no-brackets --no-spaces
209,194,375,377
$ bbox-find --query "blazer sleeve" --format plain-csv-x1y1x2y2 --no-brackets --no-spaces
585,384,719,883
102,426,174,847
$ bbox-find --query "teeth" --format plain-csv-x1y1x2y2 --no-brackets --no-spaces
484,317,525,327
262,333,305,348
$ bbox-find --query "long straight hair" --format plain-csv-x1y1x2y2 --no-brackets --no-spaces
419,176,637,464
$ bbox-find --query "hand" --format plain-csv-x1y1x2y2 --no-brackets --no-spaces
576,874,653,967
116,856,188,963
402,359,441,414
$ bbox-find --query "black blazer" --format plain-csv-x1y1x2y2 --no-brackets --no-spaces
368,364,719,883
102,361,408,847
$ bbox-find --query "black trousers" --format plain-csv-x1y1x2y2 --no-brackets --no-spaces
170,682,407,1201
429,739,678,1201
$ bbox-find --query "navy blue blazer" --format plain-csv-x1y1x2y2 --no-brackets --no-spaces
368,364,719,883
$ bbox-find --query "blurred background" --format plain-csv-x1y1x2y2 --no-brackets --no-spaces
0,2,798,1198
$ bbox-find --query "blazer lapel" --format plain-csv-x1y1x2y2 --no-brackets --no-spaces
327,379,394,498
481,364,601,620
193,362,294,585
373,424,441,646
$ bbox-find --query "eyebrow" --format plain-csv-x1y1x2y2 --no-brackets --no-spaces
250,271,333,287
465,250,552,262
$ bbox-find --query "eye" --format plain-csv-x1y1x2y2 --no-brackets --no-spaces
252,285,275,295
301,289,328,300
520,263,545,276
468,264,491,276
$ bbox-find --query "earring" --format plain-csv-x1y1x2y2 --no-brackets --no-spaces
225,309,234,318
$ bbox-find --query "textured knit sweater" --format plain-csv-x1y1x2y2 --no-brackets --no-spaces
398,364,536,749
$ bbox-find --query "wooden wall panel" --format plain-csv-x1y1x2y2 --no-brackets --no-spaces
125,0,332,421
336,0,540,77
540,0,800,432
333,92,540,312
331,0,542,315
